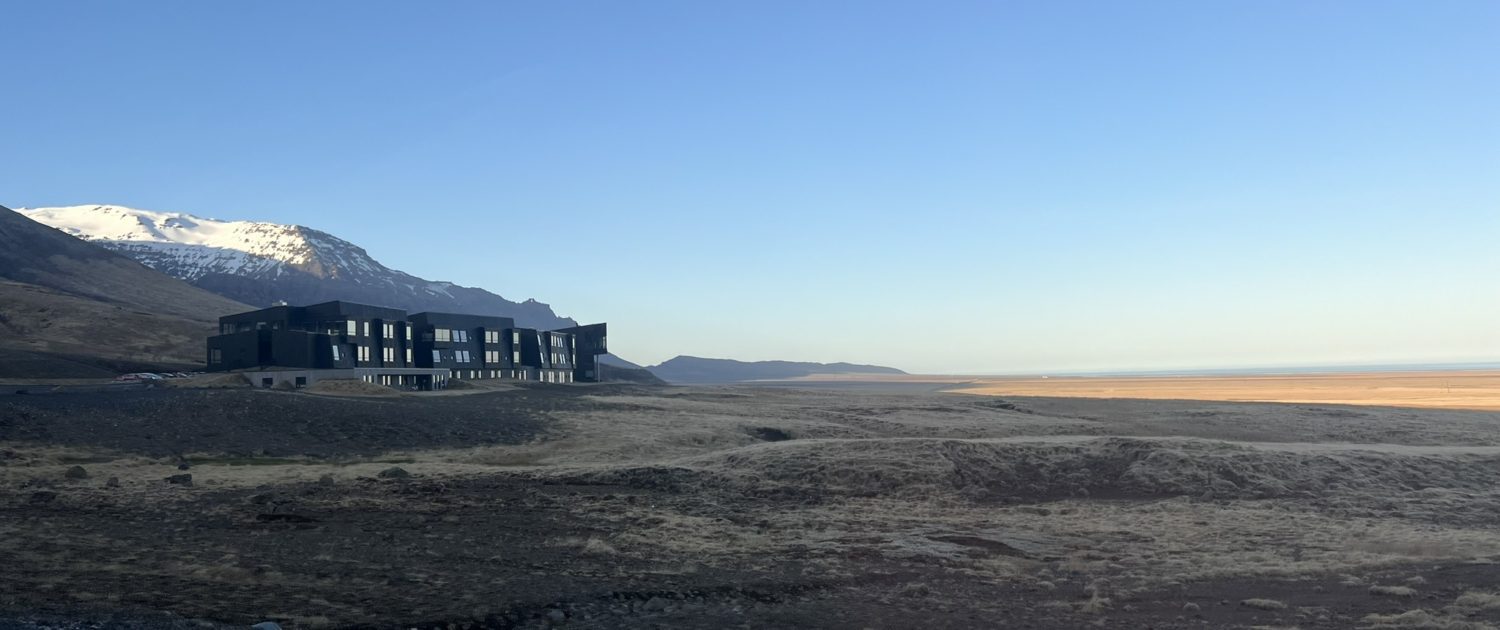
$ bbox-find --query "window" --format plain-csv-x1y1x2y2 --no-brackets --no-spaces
358,346,370,362
210,349,222,364
455,330,468,343
332,346,342,361
456,350,471,363
383,347,394,363
383,323,395,339
432,350,442,363
405,349,412,364
362,321,370,337
436,328,450,342
513,350,521,363
346,320,357,336
513,331,520,343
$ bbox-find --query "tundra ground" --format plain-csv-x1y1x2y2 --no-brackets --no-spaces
2,383,1499,628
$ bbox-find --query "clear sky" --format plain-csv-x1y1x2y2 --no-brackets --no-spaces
3,1,1497,373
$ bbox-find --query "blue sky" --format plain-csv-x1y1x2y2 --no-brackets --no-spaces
3,1,1497,373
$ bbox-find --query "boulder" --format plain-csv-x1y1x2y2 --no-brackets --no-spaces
377,467,411,479
64,465,89,480
165,474,193,486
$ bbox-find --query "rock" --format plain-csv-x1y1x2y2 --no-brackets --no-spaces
378,467,412,479
177,462,192,471
1209,478,1240,497
105,476,120,488
29,490,58,504
642,596,669,612
545,608,566,623
64,465,89,480
251,623,283,630
318,474,336,485
165,474,193,486
1183,602,1201,613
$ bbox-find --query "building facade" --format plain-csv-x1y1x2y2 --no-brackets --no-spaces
207,300,606,388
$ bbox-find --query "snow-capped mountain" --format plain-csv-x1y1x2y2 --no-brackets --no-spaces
19,205,576,330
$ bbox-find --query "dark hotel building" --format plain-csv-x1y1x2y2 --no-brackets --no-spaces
206,301,607,389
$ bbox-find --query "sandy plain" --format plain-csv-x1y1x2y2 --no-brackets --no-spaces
786,370,1500,412
951,371,1500,411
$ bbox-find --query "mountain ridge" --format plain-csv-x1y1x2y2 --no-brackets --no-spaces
0,205,254,375
20,205,576,329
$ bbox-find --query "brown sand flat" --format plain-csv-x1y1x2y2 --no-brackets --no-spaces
941,370,1500,411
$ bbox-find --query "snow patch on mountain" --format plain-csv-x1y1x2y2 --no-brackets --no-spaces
18,204,577,329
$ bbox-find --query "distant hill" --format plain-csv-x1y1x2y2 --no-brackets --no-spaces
0,205,253,376
20,205,576,329
647,356,905,384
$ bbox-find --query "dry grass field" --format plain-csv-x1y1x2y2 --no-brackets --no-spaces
3,382,1500,628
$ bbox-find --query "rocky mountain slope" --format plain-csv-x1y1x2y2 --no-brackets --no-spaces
647,355,905,384
0,206,254,376
19,205,574,329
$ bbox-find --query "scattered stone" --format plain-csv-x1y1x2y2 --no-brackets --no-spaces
545,608,566,623
251,622,283,630
64,465,89,480
177,462,192,471
105,476,120,488
29,490,58,504
318,473,336,485
165,474,194,486
749,427,792,442
378,467,412,479
643,596,669,612
1183,602,1201,613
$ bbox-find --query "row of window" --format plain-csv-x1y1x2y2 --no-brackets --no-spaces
337,346,410,363
449,369,574,383
436,328,473,343
342,320,398,339
331,345,569,367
